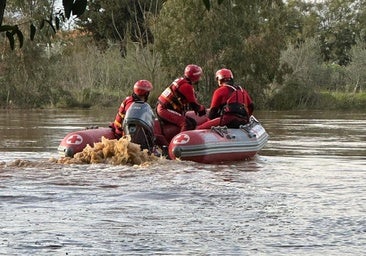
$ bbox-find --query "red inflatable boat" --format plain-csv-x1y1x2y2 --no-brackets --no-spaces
58,102,268,163
168,116,268,163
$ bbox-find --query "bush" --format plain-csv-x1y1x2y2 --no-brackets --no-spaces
267,79,319,110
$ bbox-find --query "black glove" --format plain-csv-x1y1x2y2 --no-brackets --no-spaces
185,116,197,130
197,105,206,116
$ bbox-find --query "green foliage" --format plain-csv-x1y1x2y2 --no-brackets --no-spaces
76,0,162,54
347,39,366,93
0,0,87,50
0,31,169,109
267,77,366,111
280,37,323,86
119,41,170,103
286,0,366,66
1,0,366,110
267,79,319,110
320,63,350,91
279,36,366,95
153,0,288,107
153,1,207,74
317,92,366,110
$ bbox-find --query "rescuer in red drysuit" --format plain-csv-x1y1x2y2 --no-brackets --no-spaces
111,80,153,138
197,68,253,129
156,64,206,132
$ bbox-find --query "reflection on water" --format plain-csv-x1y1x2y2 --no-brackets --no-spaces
0,109,365,255
0,108,114,153
261,111,366,158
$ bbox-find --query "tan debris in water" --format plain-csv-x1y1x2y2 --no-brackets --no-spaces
57,136,158,165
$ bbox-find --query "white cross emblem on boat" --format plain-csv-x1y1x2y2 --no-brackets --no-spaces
173,134,190,144
66,134,83,145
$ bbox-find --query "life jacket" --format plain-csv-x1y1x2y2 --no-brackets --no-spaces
113,94,140,134
222,84,249,117
158,77,189,113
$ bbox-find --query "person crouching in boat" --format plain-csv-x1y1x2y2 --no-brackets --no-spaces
110,80,153,139
156,64,206,132
197,68,253,129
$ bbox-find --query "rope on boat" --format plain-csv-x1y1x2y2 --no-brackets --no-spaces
211,126,227,137
211,126,235,139
239,123,256,138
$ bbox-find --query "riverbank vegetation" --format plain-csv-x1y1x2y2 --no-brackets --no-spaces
1,0,365,110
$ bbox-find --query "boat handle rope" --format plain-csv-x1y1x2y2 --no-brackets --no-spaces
211,126,227,137
85,125,99,130
239,124,256,138
211,126,235,139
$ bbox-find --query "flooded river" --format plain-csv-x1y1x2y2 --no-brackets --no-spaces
0,108,365,255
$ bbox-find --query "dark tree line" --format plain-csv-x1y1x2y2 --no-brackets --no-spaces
1,0,365,109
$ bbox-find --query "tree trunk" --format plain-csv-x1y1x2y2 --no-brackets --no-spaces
353,79,360,93
0,0,6,26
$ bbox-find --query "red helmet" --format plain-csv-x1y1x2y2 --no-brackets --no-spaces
184,64,202,83
215,68,233,82
133,80,153,96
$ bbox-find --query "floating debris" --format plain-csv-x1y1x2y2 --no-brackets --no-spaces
56,136,159,165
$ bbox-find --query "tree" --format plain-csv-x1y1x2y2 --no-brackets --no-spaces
0,0,225,52
0,0,6,26
347,39,366,92
286,0,366,66
0,0,87,50
153,0,287,106
75,0,163,56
